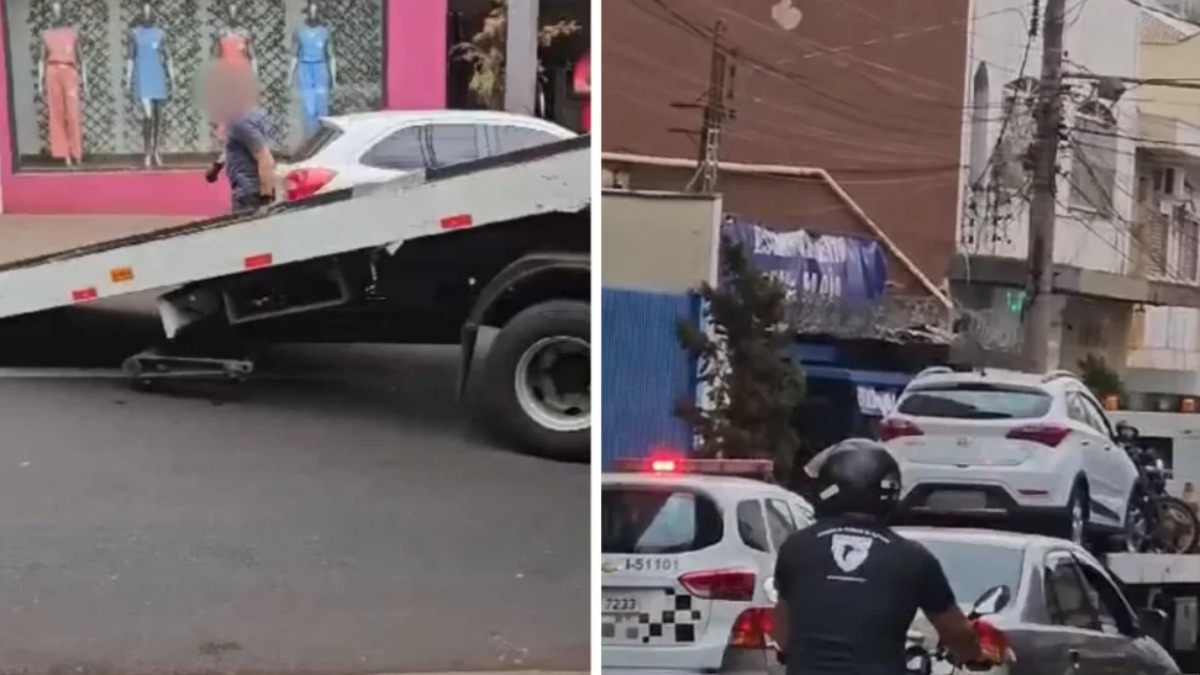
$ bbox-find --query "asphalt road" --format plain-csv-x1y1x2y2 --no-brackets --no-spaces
0,295,590,675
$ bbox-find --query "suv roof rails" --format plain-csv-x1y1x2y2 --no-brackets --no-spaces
1042,369,1078,383
914,366,954,380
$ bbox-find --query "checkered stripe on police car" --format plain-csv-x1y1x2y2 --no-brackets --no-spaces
601,589,705,644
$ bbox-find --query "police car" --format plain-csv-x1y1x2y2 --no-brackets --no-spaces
601,456,814,673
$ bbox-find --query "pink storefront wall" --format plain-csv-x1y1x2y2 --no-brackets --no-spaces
0,0,448,215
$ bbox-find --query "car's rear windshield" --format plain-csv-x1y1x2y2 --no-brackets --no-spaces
897,383,1052,420
601,486,723,554
290,123,343,162
914,539,1025,609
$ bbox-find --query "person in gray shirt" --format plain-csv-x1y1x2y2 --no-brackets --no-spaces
204,67,277,213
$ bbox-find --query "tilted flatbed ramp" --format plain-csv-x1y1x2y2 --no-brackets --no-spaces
0,135,590,321
1106,553,1200,585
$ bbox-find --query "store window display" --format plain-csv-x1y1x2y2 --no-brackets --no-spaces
4,0,386,172
289,0,336,137
36,0,87,166
125,1,175,167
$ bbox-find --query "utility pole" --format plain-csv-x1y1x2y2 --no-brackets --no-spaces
1023,0,1067,372
669,21,736,193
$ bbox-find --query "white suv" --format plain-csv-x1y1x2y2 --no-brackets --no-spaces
880,367,1140,547
601,457,813,675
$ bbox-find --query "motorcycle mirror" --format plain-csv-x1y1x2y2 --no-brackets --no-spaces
1116,422,1140,441
969,585,1011,619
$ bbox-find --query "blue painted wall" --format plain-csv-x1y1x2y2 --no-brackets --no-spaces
600,289,698,469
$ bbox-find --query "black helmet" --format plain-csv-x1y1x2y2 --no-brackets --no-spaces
812,438,901,518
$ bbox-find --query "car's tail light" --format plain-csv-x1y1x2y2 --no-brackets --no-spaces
880,418,923,442
973,619,1010,656
729,607,774,648
285,168,337,201
1006,424,1070,447
679,569,756,601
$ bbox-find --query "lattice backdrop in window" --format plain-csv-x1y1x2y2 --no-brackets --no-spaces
117,0,201,154
27,0,115,156
314,0,382,116
204,0,289,149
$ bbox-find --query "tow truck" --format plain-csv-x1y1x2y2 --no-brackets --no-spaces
0,136,591,462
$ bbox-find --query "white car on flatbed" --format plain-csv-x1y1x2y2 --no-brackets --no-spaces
601,457,813,674
881,367,1140,547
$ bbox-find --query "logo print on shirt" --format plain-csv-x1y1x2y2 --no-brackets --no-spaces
830,533,874,573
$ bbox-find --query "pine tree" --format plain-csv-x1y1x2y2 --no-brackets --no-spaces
675,236,807,476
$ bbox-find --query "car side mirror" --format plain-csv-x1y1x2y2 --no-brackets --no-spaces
1138,608,1168,645
969,585,1011,619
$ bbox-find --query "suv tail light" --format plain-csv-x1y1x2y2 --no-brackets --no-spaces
1006,424,1070,447
285,168,337,201
729,607,774,648
679,569,756,601
880,418,923,442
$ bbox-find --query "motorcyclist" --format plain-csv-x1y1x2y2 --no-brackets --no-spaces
772,438,1005,675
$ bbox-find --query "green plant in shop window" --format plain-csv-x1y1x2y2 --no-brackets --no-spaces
452,0,580,109
1078,353,1126,405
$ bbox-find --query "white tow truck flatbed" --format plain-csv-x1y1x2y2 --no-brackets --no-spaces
0,136,589,326
0,136,594,461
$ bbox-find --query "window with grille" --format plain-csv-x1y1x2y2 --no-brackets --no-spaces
1174,215,1199,283
1069,102,1118,215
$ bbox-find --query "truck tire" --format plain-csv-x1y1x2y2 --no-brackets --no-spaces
483,300,590,462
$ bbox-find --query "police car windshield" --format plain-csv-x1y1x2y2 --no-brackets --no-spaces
912,538,1025,609
601,486,723,554
897,384,1051,420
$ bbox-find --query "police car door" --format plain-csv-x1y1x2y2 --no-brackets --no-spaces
601,481,730,669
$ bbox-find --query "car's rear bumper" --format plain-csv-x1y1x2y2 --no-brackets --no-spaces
897,482,1068,525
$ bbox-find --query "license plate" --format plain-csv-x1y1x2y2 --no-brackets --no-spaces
603,594,641,613
926,490,987,510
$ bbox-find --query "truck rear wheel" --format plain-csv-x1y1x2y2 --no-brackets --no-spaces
483,300,590,462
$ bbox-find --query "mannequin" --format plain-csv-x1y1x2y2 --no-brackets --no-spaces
126,2,176,167
289,0,336,136
36,0,87,166
211,1,256,145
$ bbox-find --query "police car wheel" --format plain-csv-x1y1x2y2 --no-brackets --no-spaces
483,300,590,462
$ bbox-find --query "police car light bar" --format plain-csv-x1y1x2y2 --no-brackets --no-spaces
613,456,775,479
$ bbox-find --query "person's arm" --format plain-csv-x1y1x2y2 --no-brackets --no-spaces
247,35,258,78
124,30,135,94
287,29,299,85
36,39,45,96
227,118,275,200
327,33,337,87
916,547,982,664
163,33,176,93
77,35,88,94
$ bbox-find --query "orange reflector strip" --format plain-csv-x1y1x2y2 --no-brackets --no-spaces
71,287,98,302
110,266,134,283
440,214,473,229
244,253,273,269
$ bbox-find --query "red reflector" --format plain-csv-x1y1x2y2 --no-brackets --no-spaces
1006,424,1070,448
440,214,473,229
284,168,337,202
244,253,273,270
679,569,756,601
71,287,98,302
880,418,923,442
730,607,774,648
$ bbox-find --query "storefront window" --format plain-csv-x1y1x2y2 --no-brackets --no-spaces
446,0,589,133
4,0,385,171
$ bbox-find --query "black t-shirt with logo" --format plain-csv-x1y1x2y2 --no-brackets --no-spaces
773,516,957,675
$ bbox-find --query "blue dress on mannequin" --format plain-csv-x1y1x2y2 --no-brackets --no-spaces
132,25,167,101
295,24,330,135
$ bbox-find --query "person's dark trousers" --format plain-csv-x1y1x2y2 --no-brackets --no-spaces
232,194,270,214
